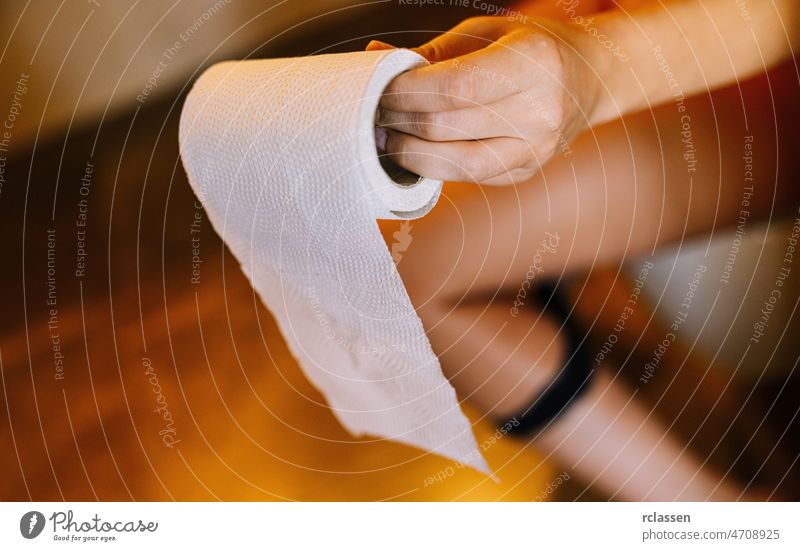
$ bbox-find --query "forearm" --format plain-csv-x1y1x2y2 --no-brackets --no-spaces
588,0,799,125
372,0,797,181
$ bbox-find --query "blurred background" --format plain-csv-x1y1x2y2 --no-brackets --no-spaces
1,0,798,501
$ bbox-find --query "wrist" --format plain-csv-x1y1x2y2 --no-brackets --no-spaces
525,17,610,138
540,15,623,132
579,12,639,126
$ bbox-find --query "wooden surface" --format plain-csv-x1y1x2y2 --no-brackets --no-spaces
0,263,553,501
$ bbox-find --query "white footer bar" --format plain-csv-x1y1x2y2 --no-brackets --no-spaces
2,502,797,549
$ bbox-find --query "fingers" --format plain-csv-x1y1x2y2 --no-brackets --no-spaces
378,105,505,141
367,20,570,184
377,93,541,141
411,16,513,62
379,32,538,113
383,129,533,183
366,40,396,51
479,167,540,186
366,17,511,60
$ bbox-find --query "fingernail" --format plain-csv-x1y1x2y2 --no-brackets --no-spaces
374,126,388,151
367,40,395,51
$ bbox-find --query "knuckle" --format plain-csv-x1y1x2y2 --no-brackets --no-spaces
459,153,494,182
521,31,564,74
519,145,537,166
509,144,534,171
527,31,559,57
407,111,426,136
534,135,559,164
530,95,565,134
412,111,443,140
543,134,561,157
514,167,539,183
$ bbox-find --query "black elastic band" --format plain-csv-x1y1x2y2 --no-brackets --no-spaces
504,283,595,436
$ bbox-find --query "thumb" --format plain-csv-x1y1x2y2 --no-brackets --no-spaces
412,18,507,62
366,40,396,51
412,35,482,62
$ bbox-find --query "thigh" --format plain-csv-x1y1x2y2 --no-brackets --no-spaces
382,108,652,307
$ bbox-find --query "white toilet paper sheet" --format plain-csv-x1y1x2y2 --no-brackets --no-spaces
179,49,488,473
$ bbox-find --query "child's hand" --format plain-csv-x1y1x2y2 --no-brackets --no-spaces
368,16,606,185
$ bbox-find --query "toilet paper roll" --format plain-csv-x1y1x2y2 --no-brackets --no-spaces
179,49,488,473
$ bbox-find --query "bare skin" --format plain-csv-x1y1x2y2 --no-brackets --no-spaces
374,0,798,500
372,0,798,181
